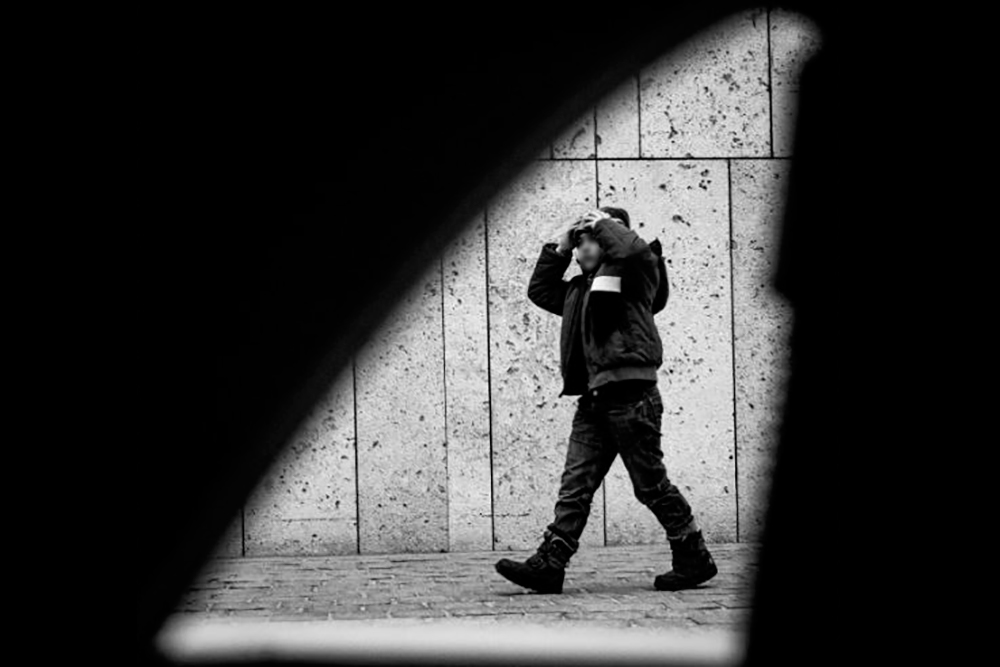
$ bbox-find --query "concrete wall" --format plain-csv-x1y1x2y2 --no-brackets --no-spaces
212,8,820,558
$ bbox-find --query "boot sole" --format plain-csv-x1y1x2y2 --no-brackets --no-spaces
495,561,563,594
653,562,719,591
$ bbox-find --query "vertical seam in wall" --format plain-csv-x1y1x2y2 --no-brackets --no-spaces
353,358,361,554
728,158,741,542
602,479,607,547
594,104,607,545
440,255,450,552
240,506,245,557
592,105,599,165
594,108,601,209
636,71,643,158
484,208,496,550
767,7,775,159
594,99,600,161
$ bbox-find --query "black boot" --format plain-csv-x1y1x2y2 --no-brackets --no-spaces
654,530,718,591
495,535,573,594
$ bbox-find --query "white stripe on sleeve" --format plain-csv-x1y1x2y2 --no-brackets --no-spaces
591,276,622,293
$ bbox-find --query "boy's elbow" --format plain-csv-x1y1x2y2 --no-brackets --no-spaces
595,220,649,261
612,239,652,262
526,281,540,301
526,285,547,310
629,238,652,259
527,286,562,316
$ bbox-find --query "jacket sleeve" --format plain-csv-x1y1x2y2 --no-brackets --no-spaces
589,217,652,262
527,242,573,316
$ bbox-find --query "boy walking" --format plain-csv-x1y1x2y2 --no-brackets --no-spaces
495,207,717,593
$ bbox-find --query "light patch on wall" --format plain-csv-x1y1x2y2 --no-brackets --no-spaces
243,369,359,556
229,7,822,557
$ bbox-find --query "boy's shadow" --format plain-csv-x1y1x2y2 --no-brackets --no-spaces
495,582,716,596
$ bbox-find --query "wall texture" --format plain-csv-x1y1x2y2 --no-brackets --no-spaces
213,8,820,558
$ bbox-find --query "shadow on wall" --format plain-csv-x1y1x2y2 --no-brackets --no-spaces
216,8,823,559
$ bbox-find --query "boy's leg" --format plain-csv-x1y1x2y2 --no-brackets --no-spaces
607,385,696,539
544,396,618,554
495,395,615,592
607,384,717,590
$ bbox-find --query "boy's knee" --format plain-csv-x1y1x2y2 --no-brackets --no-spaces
558,486,594,506
633,479,677,505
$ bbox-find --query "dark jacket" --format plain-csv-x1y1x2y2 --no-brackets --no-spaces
527,218,670,397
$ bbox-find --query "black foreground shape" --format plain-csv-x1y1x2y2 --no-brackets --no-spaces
135,2,957,664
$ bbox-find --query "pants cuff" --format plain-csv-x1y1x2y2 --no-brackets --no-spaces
666,518,699,541
544,527,579,553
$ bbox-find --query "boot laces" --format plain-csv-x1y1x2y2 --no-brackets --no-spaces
527,542,551,569
526,553,547,569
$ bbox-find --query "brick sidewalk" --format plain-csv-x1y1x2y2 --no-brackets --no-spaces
158,543,757,664
166,542,757,629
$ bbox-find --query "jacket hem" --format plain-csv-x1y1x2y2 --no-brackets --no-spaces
589,365,658,389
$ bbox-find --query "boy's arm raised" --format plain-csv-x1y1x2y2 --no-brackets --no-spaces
587,216,652,262
527,240,573,316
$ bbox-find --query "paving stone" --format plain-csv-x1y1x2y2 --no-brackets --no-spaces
174,543,757,638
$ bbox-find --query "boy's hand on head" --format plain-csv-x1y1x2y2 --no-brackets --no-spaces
579,209,605,229
581,209,627,229
556,219,586,254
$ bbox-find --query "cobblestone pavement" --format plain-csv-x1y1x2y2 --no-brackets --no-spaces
159,543,758,663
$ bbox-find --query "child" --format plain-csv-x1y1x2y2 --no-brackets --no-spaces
495,206,717,593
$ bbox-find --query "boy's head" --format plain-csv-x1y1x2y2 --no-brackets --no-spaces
573,206,631,273
598,206,630,228
574,228,602,273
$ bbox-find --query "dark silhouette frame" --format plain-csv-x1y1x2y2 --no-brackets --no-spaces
137,2,926,663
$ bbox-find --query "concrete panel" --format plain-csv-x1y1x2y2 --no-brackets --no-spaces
355,262,448,554
244,368,358,556
443,212,493,551
640,9,770,158
598,160,736,544
488,159,606,551
731,159,793,541
553,107,596,159
597,74,640,158
771,9,823,157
